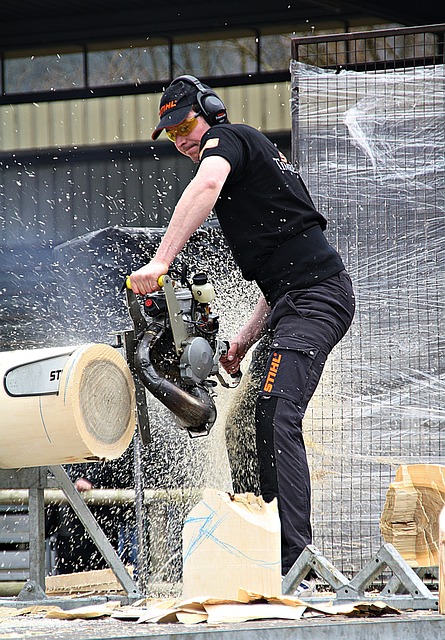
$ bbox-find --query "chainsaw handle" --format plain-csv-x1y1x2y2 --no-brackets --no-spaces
215,369,242,389
218,340,243,387
125,274,168,291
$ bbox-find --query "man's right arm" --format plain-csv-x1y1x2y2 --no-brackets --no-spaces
129,155,231,294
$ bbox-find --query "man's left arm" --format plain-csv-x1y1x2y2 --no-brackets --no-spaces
130,155,231,294
220,294,271,374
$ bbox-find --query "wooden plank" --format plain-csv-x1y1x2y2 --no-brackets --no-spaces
45,568,130,595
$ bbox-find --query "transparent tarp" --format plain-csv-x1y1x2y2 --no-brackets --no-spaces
290,60,445,572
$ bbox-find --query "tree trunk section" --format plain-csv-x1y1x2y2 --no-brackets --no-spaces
0,343,135,468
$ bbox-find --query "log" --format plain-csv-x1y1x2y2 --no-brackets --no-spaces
0,343,135,468
380,464,445,567
182,489,281,600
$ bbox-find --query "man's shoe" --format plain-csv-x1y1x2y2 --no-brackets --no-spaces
293,577,317,598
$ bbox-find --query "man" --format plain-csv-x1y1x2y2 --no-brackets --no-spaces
129,75,355,576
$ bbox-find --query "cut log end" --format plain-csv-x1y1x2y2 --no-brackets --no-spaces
0,343,135,468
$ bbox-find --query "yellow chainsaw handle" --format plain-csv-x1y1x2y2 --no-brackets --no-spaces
125,275,167,290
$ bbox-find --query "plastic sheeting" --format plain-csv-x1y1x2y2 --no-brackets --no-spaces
290,60,445,573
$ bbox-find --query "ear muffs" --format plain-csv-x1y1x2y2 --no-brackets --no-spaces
171,75,228,126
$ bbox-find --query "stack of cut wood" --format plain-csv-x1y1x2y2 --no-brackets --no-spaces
380,464,445,567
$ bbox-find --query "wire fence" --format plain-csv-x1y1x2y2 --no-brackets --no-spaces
291,24,445,574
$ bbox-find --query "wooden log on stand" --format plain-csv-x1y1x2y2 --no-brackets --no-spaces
0,343,135,468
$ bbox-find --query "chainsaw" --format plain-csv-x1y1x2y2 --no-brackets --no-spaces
124,265,241,438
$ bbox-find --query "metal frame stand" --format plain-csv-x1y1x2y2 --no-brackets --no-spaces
0,466,142,607
282,543,438,610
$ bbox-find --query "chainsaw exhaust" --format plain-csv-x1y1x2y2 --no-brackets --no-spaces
134,330,216,436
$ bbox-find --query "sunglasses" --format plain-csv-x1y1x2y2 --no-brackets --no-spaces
165,115,200,142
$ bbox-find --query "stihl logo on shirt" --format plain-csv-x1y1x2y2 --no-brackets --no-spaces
160,100,177,116
263,352,282,393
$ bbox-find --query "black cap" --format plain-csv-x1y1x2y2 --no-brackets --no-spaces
151,80,199,140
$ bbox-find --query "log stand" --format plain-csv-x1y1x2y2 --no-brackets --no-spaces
0,466,141,608
282,543,438,610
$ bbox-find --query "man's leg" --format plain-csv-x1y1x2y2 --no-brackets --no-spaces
255,271,355,573
255,346,327,574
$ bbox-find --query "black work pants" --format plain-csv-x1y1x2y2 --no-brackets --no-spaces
255,270,355,575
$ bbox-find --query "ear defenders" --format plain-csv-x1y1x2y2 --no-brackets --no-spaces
171,75,228,126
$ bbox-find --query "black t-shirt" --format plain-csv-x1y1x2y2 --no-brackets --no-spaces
199,123,344,304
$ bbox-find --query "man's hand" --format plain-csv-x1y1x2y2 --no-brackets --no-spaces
220,340,247,374
129,259,170,295
74,478,93,492
220,295,270,374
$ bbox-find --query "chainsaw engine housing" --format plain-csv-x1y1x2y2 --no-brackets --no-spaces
131,273,224,437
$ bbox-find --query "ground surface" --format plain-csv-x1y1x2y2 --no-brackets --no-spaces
0,609,444,640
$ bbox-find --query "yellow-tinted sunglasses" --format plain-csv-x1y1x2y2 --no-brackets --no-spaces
165,115,200,142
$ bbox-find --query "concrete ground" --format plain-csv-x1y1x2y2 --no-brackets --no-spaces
0,609,443,640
